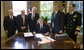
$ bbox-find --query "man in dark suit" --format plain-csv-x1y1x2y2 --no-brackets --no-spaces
51,5,64,34
35,18,50,35
3,9,17,38
65,4,81,42
28,7,39,33
16,10,29,32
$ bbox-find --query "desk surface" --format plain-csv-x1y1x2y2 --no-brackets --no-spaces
1,32,77,49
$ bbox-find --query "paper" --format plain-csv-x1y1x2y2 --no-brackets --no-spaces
38,37,55,44
35,34,45,38
55,33,68,36
55,33,68,39
45,37,55,41
24,32,34,37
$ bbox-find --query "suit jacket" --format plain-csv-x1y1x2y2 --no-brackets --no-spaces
28,13,39,32
3,15,16,34
51,11,65,33
16,14,29,32
36,24,50,33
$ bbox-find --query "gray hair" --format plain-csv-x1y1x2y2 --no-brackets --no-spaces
8,9,13,12
32,7,37,11
54,5,59,8
21,10,25,12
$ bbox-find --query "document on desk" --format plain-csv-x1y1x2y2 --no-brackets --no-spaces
55,33,68,39
35,34,56,44
35,34,45,38
24,32,34,37
38,37,55,44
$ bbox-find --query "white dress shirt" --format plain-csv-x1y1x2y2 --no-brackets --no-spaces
31,12,35,20
70,10,75,15
9,15,13,19
21,15,25,25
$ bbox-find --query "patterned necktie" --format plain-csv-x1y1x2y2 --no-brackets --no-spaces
52,12,56,28
52,22,54,28
40,25,43,33
54,12,57,18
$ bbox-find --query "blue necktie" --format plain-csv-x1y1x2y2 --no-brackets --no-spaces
52,12,56,28
52,22,54,28
40,25,43,33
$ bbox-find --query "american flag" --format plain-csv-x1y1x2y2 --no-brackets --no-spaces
28,1,31,14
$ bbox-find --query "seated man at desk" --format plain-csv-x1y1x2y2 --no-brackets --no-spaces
35,18,50,35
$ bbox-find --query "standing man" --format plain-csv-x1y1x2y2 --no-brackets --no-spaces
65,3,81,42
3,9,17,38
16,10,29,32
28,7,39,33
51,5,64,34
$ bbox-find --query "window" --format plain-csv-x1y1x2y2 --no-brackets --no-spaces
69,1,83,10
12,1,27,16
40,1,53,22
68,1,83,33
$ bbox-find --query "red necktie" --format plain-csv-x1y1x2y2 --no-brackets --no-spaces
22,15,24,26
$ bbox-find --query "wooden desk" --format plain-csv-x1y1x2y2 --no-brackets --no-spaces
1,32,77,49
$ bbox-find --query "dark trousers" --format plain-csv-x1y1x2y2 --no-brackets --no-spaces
29,25,36,32
7,30,16,38
66,29,77,42
51,28,55,33
51,28,59,34
18,29,28,32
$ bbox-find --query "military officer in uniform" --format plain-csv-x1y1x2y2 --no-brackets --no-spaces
65,3,81,43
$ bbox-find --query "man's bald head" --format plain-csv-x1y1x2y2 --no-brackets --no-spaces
53,5,59,12
8,9,13,16
21,10,25,15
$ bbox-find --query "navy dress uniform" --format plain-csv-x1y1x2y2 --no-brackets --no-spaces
65,11,81,42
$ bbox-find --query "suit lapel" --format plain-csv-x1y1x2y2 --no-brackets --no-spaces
8,15,12,20
20,15,23,25
43,24,44,32
55,11,59,17
38,24,40,32
53,11,59,18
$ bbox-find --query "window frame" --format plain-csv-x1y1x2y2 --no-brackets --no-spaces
40,1,53,23
12,1,27,16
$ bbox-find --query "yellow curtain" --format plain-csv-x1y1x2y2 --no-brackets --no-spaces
30,1,40,14
3,1,12,16
1,1,12,38
1,1,6,38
